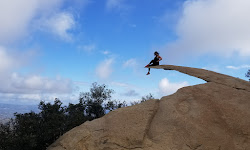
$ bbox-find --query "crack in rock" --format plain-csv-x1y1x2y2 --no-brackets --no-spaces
186,144,202,150
143,100,160,141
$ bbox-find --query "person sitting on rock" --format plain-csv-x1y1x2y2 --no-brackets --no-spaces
145,51,162,75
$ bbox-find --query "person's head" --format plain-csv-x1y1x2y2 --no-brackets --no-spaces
154,51,159,56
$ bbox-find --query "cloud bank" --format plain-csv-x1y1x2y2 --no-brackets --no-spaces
226,65,250,70
96,58,114,79
164,0,250,60
0,0,90,104
122,90,139,97
158,78,188,96
0,47,74,104
123,58,138,68
40,12,76,41
0,0,81,43
0,0,62,43
0,47,73,94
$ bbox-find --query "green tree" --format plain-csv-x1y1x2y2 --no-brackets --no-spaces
13,112,41,150
0,98,67,150
65,99,88,130
105,100,127,111
0,82,129,150
79,82,114,119
131,93,154,106
141,93,154,102
246,69,250,81
0,120,15,150
38,98,66,149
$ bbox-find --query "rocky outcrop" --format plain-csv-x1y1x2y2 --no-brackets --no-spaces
149,65,250,92
48,65,250,150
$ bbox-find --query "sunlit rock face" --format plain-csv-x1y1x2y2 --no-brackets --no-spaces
48,65,250,150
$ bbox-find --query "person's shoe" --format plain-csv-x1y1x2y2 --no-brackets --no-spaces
145,65,149,67
146,72,150,75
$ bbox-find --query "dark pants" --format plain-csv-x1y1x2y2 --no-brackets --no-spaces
148,60,159,72
149,60,159,66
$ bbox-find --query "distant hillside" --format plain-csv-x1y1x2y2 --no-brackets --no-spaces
0,103,39,124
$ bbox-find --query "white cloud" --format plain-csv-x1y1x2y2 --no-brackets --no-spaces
110,81,142,101
78,44,96,53
165,0,250,59
96,58,114,79
226,65,250,70
40,12,76,41
0,0,91,43
102,50,110,55
0,0,89,104
7,73,73,94
123,58,138,68
0,0,63,44
0,47,73,95
0,47,74,105
111,81,139,90
122,90,139,97
106,0,131,16
106,0,125,10
0,47,15,72
0,46,32,73
0,93,78,105
111,82,130,88
158,78,188,96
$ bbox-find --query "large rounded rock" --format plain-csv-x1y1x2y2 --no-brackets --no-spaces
48,65,250,150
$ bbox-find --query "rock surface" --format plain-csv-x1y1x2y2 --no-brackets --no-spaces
48,65,250,150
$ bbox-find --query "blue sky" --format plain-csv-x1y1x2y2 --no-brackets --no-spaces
0,0,249,105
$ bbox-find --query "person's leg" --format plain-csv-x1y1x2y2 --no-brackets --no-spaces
146,60,155,75
152,61,159,66
147,61,159,75
148,60,154,65
146,68,150,75
146,60,153,67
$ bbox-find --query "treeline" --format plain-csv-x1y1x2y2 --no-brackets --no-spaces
246,69,250,81
0,83,153,150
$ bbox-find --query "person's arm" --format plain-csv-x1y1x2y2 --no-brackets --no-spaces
158,55,162,62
